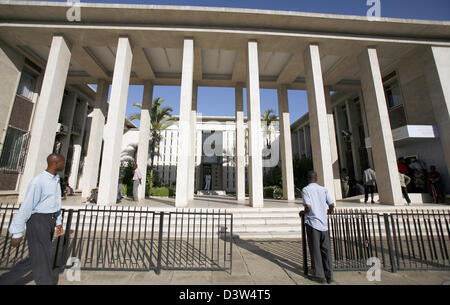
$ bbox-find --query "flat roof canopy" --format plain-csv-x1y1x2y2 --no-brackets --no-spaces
1,1,449,89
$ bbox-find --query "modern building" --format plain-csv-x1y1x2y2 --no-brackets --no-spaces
0,1,449,207
121,115,280,194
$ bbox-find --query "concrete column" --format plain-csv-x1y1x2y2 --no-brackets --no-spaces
304,44,335,195
81,79,108,197
345,99,362,180
19,35,71,202
277,85,295,201
68,100,88,189
235,83,246,202
246,40,264,207
187,84,198,201
97,37,133,205
358,47,403,205
423,46,450,177
358,91,375,168
175,38,194,207
59,92,77,168
333,106,345,170
77,108,92,192
303,126,309,158
325,89,342,200
136,80,153,201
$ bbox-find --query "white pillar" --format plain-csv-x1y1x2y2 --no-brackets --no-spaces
136,80,153,201
277,85,295,201
19,35,71,202
235,83,246,202
187,84,198,201
345,99,362,180
423,46,450,177
358,91,375,169
68,101,88,189
97,37,133,205
325,89,342,200
81,79,108,197
304,44,334,194
175,38,194,207
358,47,403,205
246,40,264,207
59,92,77,167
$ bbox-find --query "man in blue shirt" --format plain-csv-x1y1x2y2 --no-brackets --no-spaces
0,154,65,285
300,171,335,284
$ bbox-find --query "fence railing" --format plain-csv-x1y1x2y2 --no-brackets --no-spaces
0,205,233,274
301,209,450,274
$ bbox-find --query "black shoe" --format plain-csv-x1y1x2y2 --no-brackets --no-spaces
371,200,375,204
308,276,326,284
326,278,335,284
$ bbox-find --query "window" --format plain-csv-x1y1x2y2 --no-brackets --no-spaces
0,127,29,172
16,71,36,100
385,82,403,109
383,72,403,109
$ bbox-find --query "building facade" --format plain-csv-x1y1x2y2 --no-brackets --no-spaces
0,1,449,206
121,116,280,193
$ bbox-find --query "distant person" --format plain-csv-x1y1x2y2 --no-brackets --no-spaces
132,164,142,201
117,171,125,203
399,172,412,205
363,167,376,204
300,171,335,284
0,154,65,285
409,157,426,192
87,187,98,204
340,168,349,198
428,166,444,203
397,157,409,176
355,181,365,196
204,174,211,191
64,177,73,198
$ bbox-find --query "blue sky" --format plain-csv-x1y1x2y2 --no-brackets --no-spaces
41,0,450,125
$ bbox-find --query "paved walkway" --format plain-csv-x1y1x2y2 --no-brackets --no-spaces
3,238,449,285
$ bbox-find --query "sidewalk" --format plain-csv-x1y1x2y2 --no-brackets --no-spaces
4,238,448,285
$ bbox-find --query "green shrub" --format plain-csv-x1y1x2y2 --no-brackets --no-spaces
168,187,175,197
263,186,276,198
150,187,170,197
293,157,314,194
273,187,283,199
122,184,128,197
263,166,282,187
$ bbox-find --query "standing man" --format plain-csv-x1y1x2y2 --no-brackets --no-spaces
300,171,335,284
399,172,412,205
340,168,349,198
204,173,211,191
363,167,377,204
0,154,65,285
132,163,142,201
428,166,444,203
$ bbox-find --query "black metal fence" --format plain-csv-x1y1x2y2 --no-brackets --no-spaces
301,209,450,274
0,205,233,274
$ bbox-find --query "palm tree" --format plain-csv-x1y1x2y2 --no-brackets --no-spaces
128,97,174,187
261,109,277,149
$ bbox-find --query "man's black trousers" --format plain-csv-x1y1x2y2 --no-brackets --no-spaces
306,224,333,280
0,213,56,285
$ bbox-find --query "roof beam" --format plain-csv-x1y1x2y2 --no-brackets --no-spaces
132,47,156,80
71,46,109,79
276,53,303,85
232,49,246,83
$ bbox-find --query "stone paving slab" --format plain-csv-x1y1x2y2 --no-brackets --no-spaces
2,238,450,285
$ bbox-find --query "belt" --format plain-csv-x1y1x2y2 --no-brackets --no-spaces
37,210,61,218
